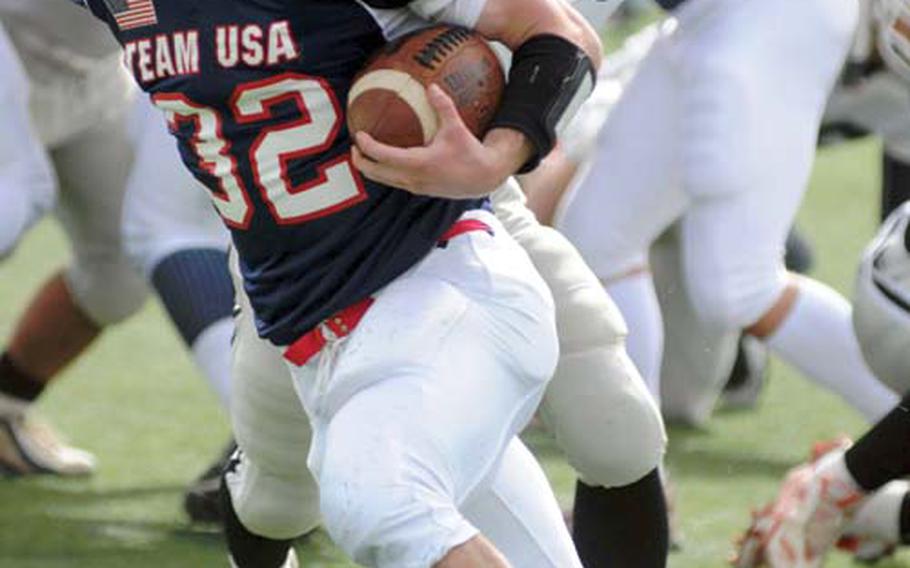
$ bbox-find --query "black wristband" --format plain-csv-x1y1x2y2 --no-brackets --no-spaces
489,34,595,174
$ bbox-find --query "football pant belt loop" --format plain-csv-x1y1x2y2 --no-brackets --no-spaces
282,218,494,366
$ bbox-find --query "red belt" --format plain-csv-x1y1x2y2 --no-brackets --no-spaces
282,218,492,366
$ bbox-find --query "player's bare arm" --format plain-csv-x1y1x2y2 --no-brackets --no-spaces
352,0,601,199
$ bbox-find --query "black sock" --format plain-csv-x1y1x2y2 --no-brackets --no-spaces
221,475,293,568
572,468,668,568
0,353,44,402
844,392,910,492
881,151,910,221
901,491,910,545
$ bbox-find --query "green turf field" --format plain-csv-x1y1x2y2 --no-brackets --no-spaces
2,138,908,567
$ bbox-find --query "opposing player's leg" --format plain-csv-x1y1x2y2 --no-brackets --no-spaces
0,271,98,476
734,392,910,568
649,227,741,426
0,55,143,477
555,19,686,400
122,99,236,520
494,180,669,566
668,0,897,425
0,23,56,258
124,99,233,407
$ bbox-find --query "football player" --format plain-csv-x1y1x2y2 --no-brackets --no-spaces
734,205,910,567
0,1,146,476
122,97,237,522
76,0,608,566
114,3,671,564
555,0,899,426
822,0,910,223
732,2,910,564
0,0,234,504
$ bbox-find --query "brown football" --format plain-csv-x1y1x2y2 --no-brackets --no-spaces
347,25,505,148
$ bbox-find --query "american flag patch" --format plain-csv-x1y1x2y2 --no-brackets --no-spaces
103,0,158,31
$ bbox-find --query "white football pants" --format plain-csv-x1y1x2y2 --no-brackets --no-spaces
229,210,582,567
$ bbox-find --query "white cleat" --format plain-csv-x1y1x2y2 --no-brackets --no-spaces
836,479,909,564
732,439,865,567
0,392,95,477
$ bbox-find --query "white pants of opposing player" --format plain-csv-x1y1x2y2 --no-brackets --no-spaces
560,0,856,323
0,17,147,325
557,0,858,389
0,23,54,258
229,210,582,567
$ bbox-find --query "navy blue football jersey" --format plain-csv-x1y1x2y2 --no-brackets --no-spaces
80,0,487,345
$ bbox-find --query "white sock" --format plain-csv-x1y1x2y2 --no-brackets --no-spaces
606,272,664,400
191,317,234,409
846,480,909,542
764,279,899,422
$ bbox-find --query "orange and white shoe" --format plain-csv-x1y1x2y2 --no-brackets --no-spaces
733,439,865,567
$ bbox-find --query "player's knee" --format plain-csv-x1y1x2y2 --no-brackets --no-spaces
318,462,468,566
553,347,666,488
227,453,321,540
686,272,781,334
65,261,149,325
235,481,320,540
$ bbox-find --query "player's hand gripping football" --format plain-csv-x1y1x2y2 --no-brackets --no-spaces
351,84,531,199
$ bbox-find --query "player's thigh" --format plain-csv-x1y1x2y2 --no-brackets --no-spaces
680,190,795,332
0,25,56,257
315,231,556,498
229,255,319,538
556,27,687,280
499,197,665,486
461,438,581,568
123,98,228,276
677,0,856,201
51,113,149,324
300,217,559,564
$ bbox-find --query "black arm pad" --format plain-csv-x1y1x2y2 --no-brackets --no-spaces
489,34,595,174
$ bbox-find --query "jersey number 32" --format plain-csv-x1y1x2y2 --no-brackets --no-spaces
153,72,367,229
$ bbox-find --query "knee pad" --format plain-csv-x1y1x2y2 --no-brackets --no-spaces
64,258,149,325
151,249,234,346
542,345,666,488
225,450,321,541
